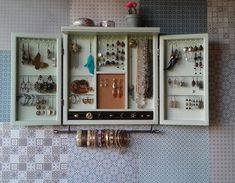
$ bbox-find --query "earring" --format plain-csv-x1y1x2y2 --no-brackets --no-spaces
198,98,204,109
47,45,52,59
21,43,27,64
104,79,108,87
26,76,32,93
173,78,178,87
117,79,123,98
112,79,117,98
46,75,56,92
169,97,174,108
192,78,196,87
51,45,56,67
172,97,177,108
82,98,88,104
168,78,172,87
71,42,81,53
34,75,46,93
20,77,27,91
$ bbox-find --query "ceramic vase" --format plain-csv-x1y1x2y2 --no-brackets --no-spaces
126,14,140,27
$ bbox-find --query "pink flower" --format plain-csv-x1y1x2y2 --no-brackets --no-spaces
132,2,138,8
126,1,133,8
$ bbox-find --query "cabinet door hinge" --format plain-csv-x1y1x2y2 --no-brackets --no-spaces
61,99,64,106
157,49,160,56
62,48,64,56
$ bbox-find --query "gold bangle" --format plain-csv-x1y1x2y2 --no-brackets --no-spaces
93,130,97,147
81,130,87,147
114,130,118,148
91,130,95,147
109,130,114,148
87,130,91,147
120,130,129,148
117,130,121,148
105,129,110,148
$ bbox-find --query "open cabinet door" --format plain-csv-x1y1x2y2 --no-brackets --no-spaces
11,33,62,125
159,34,209,126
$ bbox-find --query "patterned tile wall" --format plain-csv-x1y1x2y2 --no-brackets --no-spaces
140,0,207,34
208,0,235,182
0,51,10,122
68,0,139,27
0,124,69,182
0,0,69,50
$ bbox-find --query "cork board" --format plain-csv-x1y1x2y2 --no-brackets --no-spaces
97,74,125,109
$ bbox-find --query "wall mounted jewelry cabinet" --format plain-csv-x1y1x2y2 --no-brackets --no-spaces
11,28,208,126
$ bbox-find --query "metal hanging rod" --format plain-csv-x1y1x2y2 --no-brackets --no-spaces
53,125,160,134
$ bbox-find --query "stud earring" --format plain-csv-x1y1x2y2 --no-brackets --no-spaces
104,79,108,87
99,79,104,87
168,78,172,87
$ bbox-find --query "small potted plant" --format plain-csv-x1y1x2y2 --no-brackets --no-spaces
125,1,140,27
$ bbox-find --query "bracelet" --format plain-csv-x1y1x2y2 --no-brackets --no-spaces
93,130,98,147
117,130,121,148
105,129,110,148
114,130,119,148
76,130,82,146
98,130,102,148
101,130,106,147
109,130,114,148
81,130,87,147
87,130,91,147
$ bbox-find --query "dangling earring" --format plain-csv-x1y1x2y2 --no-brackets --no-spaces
46,75,56,93
34,75,45,93
47,45,52,59
112,78,117,98
172,96,177,108
117,79,123,98
169,97,174,108
20,77,27,91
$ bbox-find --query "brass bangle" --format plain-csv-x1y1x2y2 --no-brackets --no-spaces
101,130,106,147
117,130,121,148
120,130,129,148
91,130,96,147
87,130,91,147
93,130,98,147
105,129,110,148
90,130,93,147
109,130,114,148
114,130,119,148
98,129,102,148
81,130,87,147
